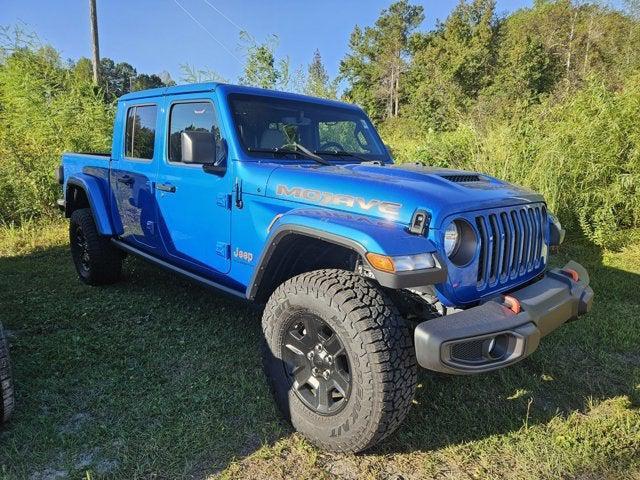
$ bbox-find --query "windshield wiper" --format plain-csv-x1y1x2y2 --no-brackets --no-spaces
314,150,374,163
247,145,330,166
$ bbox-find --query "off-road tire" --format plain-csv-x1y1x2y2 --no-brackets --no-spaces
262,269,417,452
70,208,123,285
0,322,14,424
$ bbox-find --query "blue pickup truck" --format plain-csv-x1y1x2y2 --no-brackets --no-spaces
58,82,593,452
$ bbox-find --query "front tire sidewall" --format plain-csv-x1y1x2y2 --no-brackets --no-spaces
265,293,369,448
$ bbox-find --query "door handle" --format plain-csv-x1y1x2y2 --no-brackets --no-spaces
156,183,176,193
117,175,134,186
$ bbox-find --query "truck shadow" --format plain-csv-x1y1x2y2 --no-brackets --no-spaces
0,239,638,476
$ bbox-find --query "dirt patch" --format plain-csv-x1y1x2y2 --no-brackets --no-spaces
29,468,67,480
58,412,92,435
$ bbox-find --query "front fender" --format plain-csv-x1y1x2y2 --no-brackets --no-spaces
249,207,447,298
271,207,440,255
66,174,114,236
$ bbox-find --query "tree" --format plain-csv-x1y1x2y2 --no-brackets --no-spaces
158,71,176,86
239,32,284,90
339,25,380,118
99,58,136,99
340,1,424,121
97,57,175,100
404,0,498,129
375,0,425,118
0,43,113,223
180,64,227,83
304,49,337,99
72,57,94,84
131,73,165,91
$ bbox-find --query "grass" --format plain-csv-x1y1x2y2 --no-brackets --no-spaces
0,220,639,479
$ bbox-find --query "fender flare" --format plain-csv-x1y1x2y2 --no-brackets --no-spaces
65,175,115,236
247,208,447,300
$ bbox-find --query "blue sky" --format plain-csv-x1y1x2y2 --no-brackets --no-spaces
3,0,540,83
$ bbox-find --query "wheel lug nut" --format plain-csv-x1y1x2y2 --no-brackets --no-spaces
307,351,314,360
315,344,322,351
322,370,330,380
312,367,319,377
326,355,333,365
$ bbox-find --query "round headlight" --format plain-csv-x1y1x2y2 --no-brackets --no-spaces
443,219,477,266
444,222,460,257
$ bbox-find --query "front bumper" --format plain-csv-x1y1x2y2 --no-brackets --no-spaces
414,261,594,374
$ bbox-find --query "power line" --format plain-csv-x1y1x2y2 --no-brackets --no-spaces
202,0,255,43
202,0,243,32
172,0,242,64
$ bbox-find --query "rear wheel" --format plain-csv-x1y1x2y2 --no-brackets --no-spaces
262,269,417,452
70,208,123,285
0,322,14,425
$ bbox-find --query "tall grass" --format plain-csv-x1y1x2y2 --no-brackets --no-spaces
381,75,640,248
0,46,113,223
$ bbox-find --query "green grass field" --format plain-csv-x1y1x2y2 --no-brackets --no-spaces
0,220,639,479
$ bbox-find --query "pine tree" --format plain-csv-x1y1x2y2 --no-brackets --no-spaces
304,49,337,99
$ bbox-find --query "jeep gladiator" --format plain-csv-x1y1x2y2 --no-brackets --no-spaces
57,83,593,452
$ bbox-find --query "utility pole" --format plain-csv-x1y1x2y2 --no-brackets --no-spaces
89,0,100,85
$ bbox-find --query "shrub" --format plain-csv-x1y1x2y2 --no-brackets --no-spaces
384,75,640,248
0,46,113,224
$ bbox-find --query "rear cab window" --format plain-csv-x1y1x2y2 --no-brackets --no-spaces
125,104,157,160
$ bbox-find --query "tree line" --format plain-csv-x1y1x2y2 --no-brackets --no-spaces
0,0,639,247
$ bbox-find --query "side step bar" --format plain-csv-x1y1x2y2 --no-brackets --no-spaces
111,239,246,300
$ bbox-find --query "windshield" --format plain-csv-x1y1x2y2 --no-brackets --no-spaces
228,93,390,163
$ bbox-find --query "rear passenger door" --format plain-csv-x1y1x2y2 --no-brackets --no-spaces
154,95,232,277
111,102,161,251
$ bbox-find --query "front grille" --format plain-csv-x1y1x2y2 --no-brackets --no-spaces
475,204,547,290
441,174,481,183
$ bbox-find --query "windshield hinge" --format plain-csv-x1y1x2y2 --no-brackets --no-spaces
234,179,243,209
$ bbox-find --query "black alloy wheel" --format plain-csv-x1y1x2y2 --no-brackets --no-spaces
281,313,351,415
72,224,91,275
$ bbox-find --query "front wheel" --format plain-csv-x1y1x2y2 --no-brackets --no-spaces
262,269,417,452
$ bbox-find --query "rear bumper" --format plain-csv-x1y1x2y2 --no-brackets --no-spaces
414,261,594,374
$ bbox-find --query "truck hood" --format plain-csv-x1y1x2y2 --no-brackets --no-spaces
264,162,544,228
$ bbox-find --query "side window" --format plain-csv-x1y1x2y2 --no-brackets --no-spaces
125,105,157,160
168,101,223,163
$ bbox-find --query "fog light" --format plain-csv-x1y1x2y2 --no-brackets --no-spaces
482,334,509,360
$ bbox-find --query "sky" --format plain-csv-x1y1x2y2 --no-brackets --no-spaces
1,0,559,84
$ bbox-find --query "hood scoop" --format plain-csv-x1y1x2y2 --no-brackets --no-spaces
439,174,482,183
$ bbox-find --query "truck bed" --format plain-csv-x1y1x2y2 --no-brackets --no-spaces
62,152,111,172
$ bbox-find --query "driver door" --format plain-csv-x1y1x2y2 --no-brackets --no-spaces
154,94,232,277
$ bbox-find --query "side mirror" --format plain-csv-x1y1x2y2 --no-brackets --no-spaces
181,130,216,164
181,131,227,175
